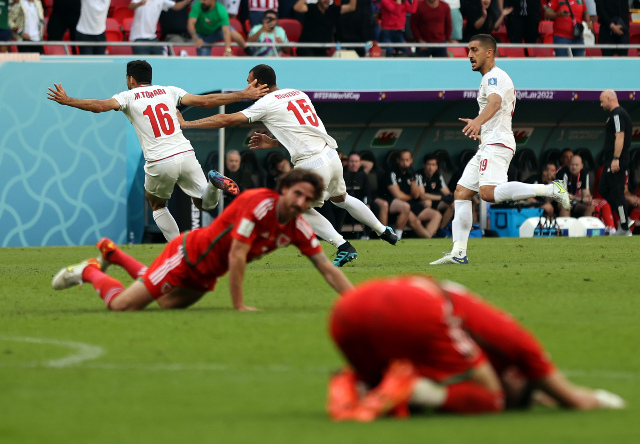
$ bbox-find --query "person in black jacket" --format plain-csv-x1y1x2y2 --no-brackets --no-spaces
595,0,630,57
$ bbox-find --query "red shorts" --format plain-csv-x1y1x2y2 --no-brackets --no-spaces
330,278,487,387
141,235,218,299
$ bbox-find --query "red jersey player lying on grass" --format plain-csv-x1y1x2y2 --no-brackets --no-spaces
51,170,354,311
327,276,625,422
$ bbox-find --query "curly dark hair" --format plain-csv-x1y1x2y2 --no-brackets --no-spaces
275,169,324,201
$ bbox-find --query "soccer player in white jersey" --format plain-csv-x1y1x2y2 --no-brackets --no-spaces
47,60,267,242
178,64,399,267
430,35,571,265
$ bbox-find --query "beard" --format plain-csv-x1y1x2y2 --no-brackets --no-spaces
202,4,212,11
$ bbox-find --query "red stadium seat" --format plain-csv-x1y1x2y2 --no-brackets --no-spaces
108,45,133,55
112,6,134,26
539,20,553,37
173,45,197,56
630,22,640,38
447,47,467,58
279,18,302,43
499,47,526,57
106,29,123,42
211,45,244,56
492,24,509,43
43,44,68,55
527,46,554,57
122,17,134,41
106,18,121,32
229,18,246,39
585,47,602,56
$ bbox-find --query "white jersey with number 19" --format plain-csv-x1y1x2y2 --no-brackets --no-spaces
478,66,516,151
112,85,192,163
241,89,338,165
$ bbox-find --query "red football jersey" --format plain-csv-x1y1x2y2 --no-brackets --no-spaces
183,188,323,279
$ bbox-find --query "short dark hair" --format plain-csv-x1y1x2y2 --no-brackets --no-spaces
250,64,277,88
263,9,278,18
348,151,360,159
126,60,152,84
276,169,324,201
469,34,497,53
423,153,437,164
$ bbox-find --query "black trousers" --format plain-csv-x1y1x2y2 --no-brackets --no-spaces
598,28,629,57
599,165,630,230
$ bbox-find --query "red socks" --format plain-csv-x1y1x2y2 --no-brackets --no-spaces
595,200,615,228
82,264,124,308
107,249,147,279
441,382,504,414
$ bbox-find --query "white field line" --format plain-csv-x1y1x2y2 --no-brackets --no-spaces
0,336,105,368
0,337,638,380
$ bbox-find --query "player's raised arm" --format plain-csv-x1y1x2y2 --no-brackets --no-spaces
47,83,121,113
227,239,259,311
248,132,280,150
178,110,249,130
308,252,354,294
180,80,268,108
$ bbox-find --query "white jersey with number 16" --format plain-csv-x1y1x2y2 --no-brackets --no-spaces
241,89,338,165
113,85,192,163
478,66,516,151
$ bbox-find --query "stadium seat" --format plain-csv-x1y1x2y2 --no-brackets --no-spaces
539,20,553,38
279,19,302,42
245,19,251,34
112,6,134,26
106,18,121,32
106,30,131,55
43,45,68,55
229,18,246,39
512,148,538,182
492,24,509,43
42,0,53,18
527,46,554,57
210,45,244,56
630,22,640,39
109,0,130,15
585,47,602,56
433,149,456,186
539,148,561,168
172,45,197,56
106,29,123,43
447,46,467,57
499,47,526,57
122,17,134,41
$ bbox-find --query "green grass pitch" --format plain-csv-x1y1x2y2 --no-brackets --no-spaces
1,237,639,444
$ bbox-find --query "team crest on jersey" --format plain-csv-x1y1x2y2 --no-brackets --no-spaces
276,234,291,248
488,78,497,86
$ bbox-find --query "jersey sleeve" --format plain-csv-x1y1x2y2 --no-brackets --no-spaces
292,217,323,257
230,197,275,245
484,72,509,99
111,90,131,111
167,86,188,106
240,97,269,123
612,110,628,134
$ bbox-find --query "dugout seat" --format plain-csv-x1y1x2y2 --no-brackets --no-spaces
433,150,456,186
539,148,561,168
512,148,538,182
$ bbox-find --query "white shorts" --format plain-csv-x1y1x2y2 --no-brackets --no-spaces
144,151,207,200
294,146,346,207
457,144,515,193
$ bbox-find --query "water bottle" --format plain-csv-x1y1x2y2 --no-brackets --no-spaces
364,41,372,57
129,231,135,246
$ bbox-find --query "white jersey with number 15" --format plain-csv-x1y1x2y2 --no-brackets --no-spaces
113,85,192,163
478,66,516,150
241,89,338,165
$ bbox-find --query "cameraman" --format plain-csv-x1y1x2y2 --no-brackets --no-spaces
247,10,291,56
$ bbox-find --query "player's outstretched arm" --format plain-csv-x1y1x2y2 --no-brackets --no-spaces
47,83,121,113
227,239,259,311
181,80,268,108
178,110,249,130
309,252,354,294
459,93,502,140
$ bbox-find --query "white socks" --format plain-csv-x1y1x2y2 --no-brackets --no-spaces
494,182,554,203
409,378,447,408
331,195,386,235
451,200,472,257
201,183,220,211
153,208,180,241
302,208,346,248
395,228,403,240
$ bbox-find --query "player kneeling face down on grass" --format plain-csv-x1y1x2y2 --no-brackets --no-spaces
52,170,354,311
327,276,626,422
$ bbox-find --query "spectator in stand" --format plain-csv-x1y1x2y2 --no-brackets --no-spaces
461,0,511,43
595,0,629,57
248,0,278,27
46,0,81,50
502,0,539,46
9,0,45,53
160,0,194,44
247,9,291,56
557,154,594,217
442,0,462,41
344,152,389,236
559,148,573,169
337,0,372,57
416,154,455,229
223,0,241,18
385,150,442,239
545,0,593,57
410,0,452,58
294,0,357,57
379,0,417,56
0,0,10,53
525,162,557,216
75,0,110,55
129,0,192,55
265,151,292,189
222,149,256,206
188,0,248,56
